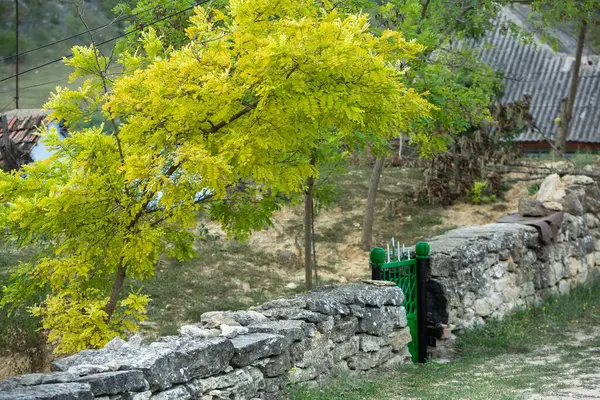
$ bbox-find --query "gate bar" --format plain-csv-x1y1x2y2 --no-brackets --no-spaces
415,241,431,363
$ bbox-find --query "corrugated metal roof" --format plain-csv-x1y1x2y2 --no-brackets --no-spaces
0,112,46,167
466,10,600,143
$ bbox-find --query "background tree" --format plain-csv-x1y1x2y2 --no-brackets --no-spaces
355,0,509,250
527,0,600,155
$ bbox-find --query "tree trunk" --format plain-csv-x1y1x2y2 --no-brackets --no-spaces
554,20,587,155
362,157,385,251
554,98,568,157
304,155,316,291
1,114,20,172
398,134,404,159
105,264,127,320
452,139,460,195
420,0,431,20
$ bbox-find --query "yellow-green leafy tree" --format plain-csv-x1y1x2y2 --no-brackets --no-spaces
0,0,431,353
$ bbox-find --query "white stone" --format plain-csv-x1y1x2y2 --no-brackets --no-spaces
488,294,503,310
128,334,144,348
585,213,600,228
462,292,475,307
558,279,570,295
133,392,152,400
179,325,217,338
103,336,126,350
219,324,249,339
537,174,566,204
552,262,566,280
568,257,581,277
502,287,520,304
562,175,595,186
543,201,563,211
521,281,535,297
492,264,505,279
473,299,492,317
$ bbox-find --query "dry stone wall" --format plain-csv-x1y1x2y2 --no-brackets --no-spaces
0,283,412,400
428,174,600,331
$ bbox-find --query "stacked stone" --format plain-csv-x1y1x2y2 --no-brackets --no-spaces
0,282,412,400
429,174,600,331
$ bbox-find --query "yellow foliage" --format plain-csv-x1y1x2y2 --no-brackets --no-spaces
0,0,431,353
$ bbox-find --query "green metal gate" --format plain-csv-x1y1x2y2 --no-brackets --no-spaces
370,241,430,363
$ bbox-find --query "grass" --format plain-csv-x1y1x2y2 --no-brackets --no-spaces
137,238,301,338
289,280,600,400
330,166,449,246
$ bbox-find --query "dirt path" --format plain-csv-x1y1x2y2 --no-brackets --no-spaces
420,329,600,400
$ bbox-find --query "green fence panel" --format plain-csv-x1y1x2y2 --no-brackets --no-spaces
370,241,430,363
381,258,418,362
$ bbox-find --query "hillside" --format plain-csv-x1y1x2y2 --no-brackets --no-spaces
0,0,123,110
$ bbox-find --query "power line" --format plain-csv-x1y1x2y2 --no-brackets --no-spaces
0,0,185,63
0,77,71,94
0,3,200,84
0,99,15,114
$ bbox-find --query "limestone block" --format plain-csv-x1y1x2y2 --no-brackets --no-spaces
294,336,333,370
220,325,249,339
247,320,306,345
150,386,191,400
230,333,285,367
259,308,328,323
199,367,257,393
52,337,234,392
537,174,566,204
357,307,407,336
585,213,600,228
200,312,241,328
568,257,581,277
348,346,392,371
0,383,93,400
179,325,219,338
331,317,358,343
388,327,412,353
252,352,291,378
518,198,547,217
562,175,595,186
316,316,335,333
331,337,360,362
359,335,388,352
76,370,148,396
558,279,570,295
462,292,475,307
520,281,535,298
473,299,491,317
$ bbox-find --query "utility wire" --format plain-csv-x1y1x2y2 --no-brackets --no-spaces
0,0,185,63
0,3,200,84
0,99,14,114
0,78,71,94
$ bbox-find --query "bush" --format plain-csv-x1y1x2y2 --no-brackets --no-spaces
0,247,49,375
417,99,530,205
528,182,541,195
470,181,497,204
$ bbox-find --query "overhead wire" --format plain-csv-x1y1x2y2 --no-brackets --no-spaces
0,99,15,114
0,3,200,84
0,0,187,63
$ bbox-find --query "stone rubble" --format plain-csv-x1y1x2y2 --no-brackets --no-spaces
429,174,600,332
4,172,599,398
0,283,410,400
